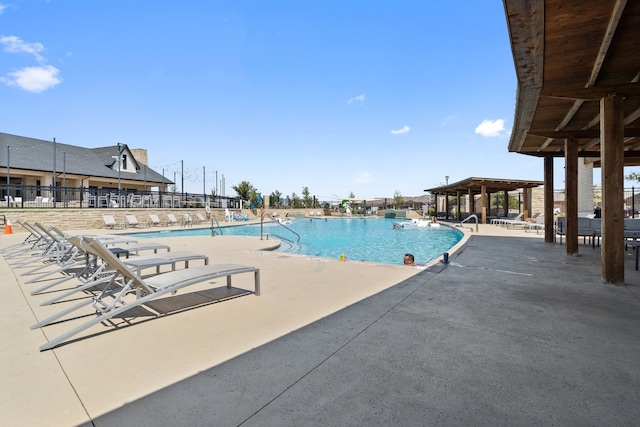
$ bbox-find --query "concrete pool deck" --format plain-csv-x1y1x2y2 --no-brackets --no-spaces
1,221,639,425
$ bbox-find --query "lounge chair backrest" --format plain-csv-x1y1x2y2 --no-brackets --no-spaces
167,214,178,223
103,215,117,225
82,237,147,288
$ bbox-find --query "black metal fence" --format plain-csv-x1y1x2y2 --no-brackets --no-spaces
1,184,241,209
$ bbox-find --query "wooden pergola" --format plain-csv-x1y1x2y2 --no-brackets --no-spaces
503,0,640,283
426,177,543,224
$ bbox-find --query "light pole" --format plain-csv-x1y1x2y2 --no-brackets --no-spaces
445,175,449,185
117,143,124,194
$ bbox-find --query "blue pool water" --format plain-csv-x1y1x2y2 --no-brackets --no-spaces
126,217,463,266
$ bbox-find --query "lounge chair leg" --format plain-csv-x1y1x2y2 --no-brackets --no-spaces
254,270,261,296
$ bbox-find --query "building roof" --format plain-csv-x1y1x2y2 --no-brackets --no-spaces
503,0,640,164
425,177,544,195
0,132,172,185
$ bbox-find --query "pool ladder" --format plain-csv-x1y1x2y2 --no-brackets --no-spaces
459,214,479,232
261,217,301,244
210,215,224,235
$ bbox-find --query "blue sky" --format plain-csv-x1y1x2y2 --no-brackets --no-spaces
1,1,628,200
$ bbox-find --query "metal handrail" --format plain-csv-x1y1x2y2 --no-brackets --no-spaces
261,216,300,243
460,214,479,232
264,232,299,246
210,213,223,236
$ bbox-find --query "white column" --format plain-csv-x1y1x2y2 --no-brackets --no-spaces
577,160,594,217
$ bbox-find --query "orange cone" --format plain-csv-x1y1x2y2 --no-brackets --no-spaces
4,219,13,234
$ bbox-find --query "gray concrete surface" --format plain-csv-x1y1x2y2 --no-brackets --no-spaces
91,234,640,426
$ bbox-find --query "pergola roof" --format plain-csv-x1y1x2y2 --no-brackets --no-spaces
503,0,640,164
425,177,543,195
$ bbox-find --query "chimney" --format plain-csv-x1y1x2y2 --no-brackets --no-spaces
130,148,148,165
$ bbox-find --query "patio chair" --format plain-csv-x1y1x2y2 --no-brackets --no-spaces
97,195,109,208
38,236,208,305
194,213,207,224
495,213,524,227
125,214,143,228
504,213,541,229
182,214,193,227
149,214,162,226
103,214,123,229
27,229,170,296
524,215,545,233
1,220,51,256
32,236,260,351
166,213,179,226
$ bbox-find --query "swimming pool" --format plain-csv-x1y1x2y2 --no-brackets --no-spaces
126,217,463,266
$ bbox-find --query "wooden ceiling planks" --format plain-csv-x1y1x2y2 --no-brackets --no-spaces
504,0,640,160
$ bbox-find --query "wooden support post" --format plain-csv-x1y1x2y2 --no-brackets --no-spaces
565,136,579,255
456,191,461,221
503,190,509,217
523,188,530,219
601,94,625,284
544,156,554,243
481,185,487,224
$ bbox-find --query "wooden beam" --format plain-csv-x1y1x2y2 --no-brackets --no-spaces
601,94,625,284
528,128,640,139
540,82,640,100
565,136,579,255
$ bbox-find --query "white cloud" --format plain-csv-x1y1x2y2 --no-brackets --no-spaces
441,115,456,126
390,125,410,135
1,65,62,92
0,4,7,15
1,35,46,62
475,119,505,137
355,172,374,184
0,34,63,92
347,94,365,104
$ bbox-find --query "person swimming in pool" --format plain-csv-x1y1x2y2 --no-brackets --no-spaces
404,253,415,266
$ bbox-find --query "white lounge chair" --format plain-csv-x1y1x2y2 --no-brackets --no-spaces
495,213,524,227
103,214,122,229
27,230,170,297
149,214,162,226
166,213,179,226
125,214,142,228
32,236,260,351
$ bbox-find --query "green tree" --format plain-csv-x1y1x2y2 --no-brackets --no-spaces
232,181,256,207
270,190,282,208
393,190,404,208
290,192,303,208
493,193,519,210
626,171,640,182
302,186,313,208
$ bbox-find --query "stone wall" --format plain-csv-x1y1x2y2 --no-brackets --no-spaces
0,208,234,233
